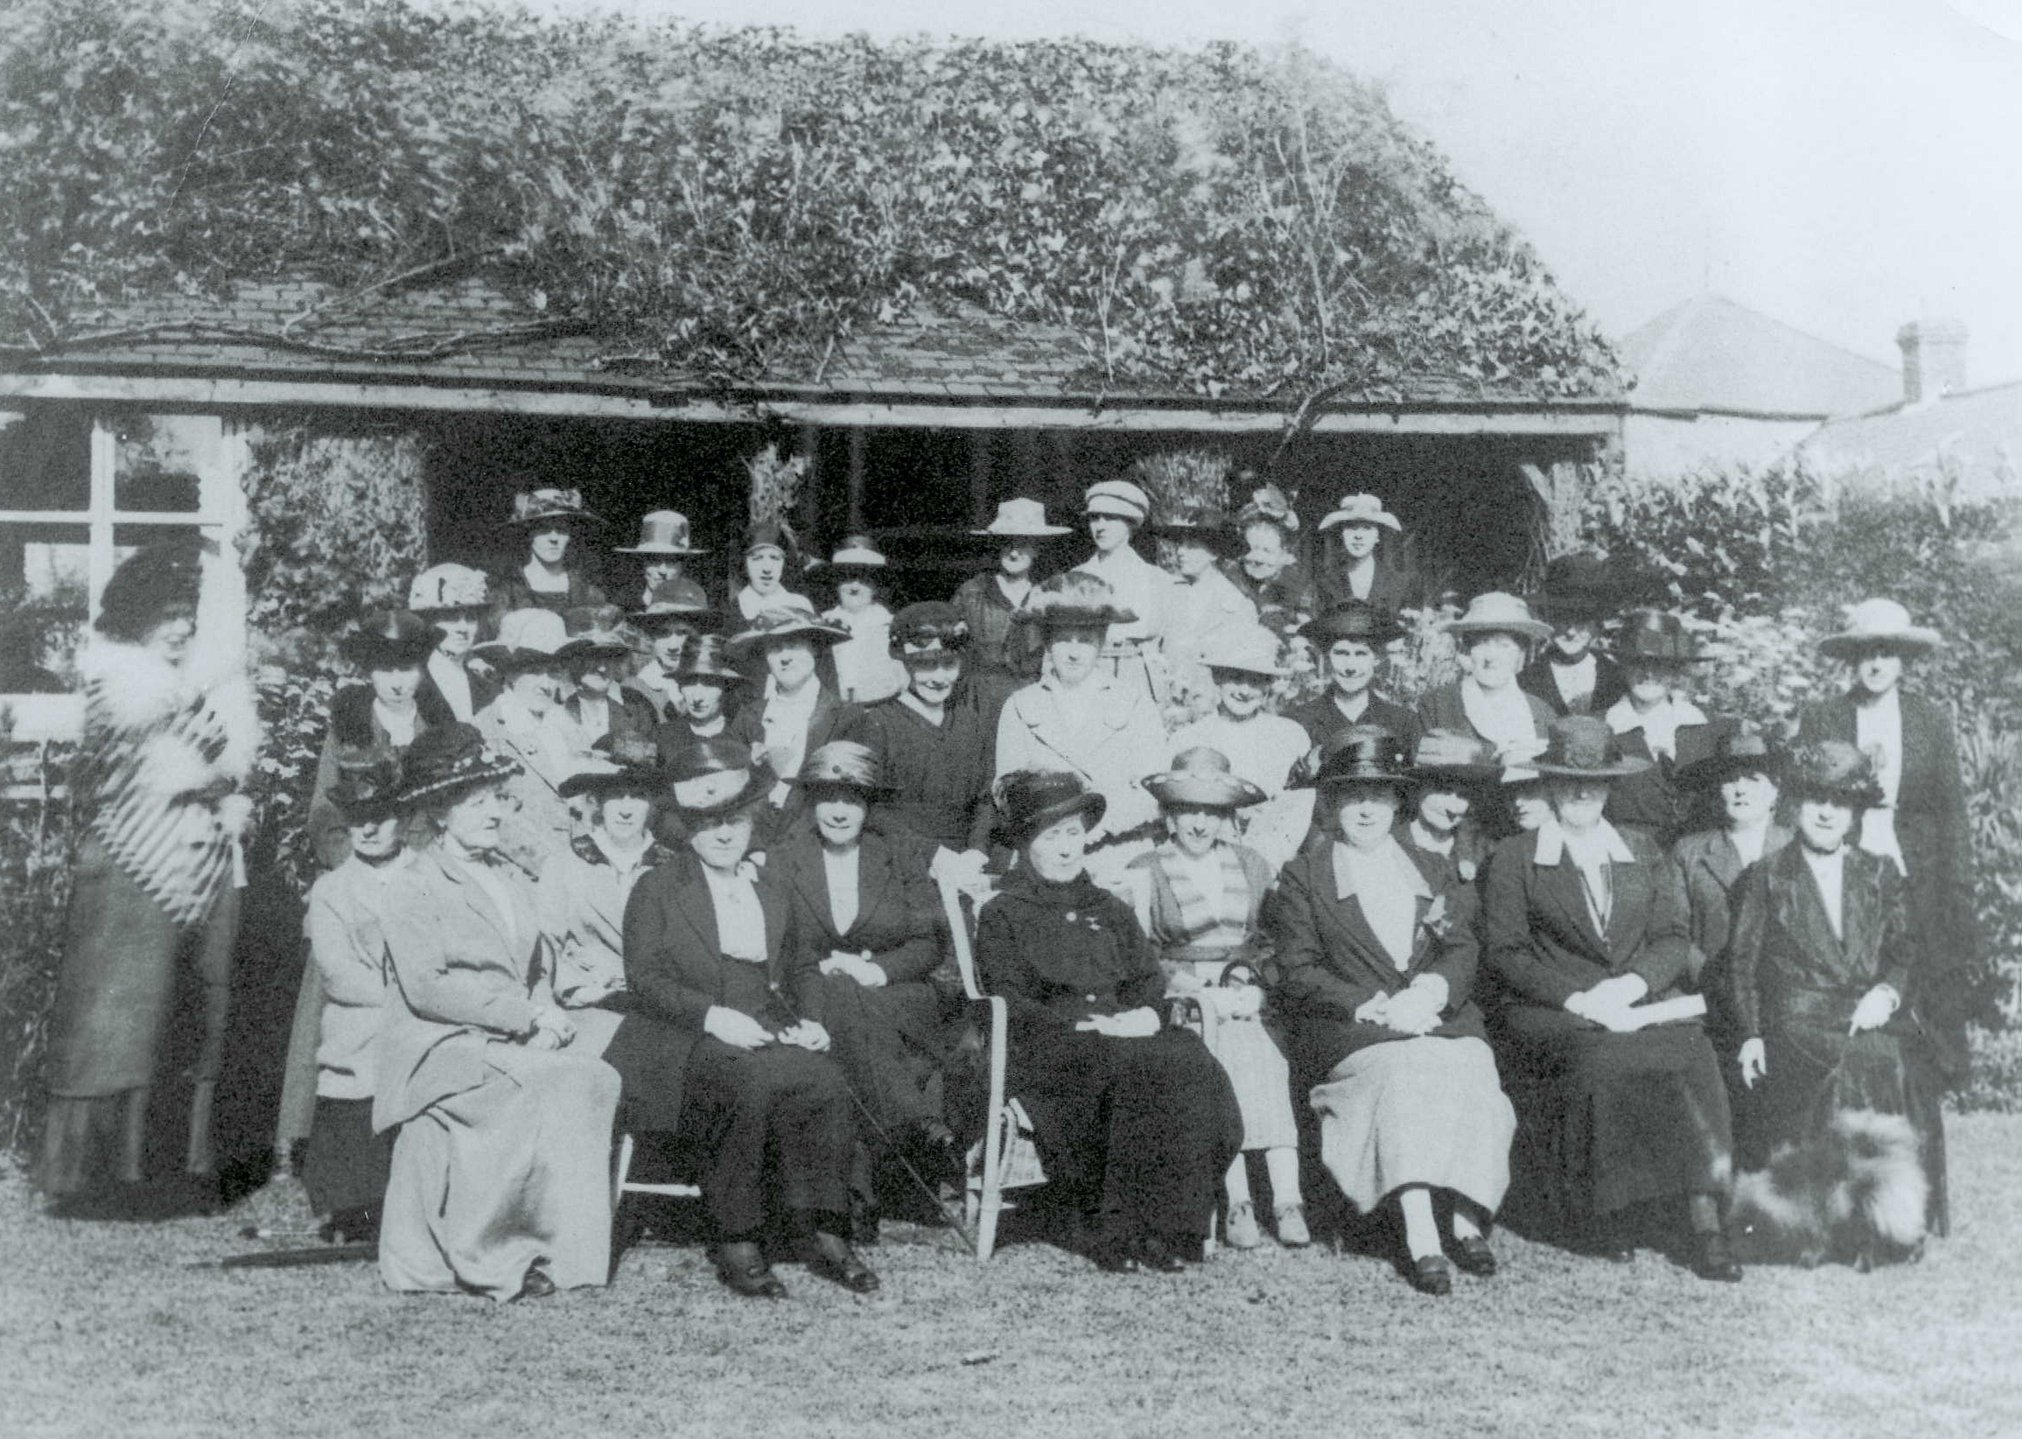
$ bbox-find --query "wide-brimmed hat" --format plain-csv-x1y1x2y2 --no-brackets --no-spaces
630,578,715,631
615,510,707,556
472,608,570,672
1675,720,1785,789
1236,483,1299,536
1818,598,1943,659
1013,570,1138,630
786,740,895,797
809,534,888,578
663,738,770,819
889,601,970,657
559,733,664,800
556,604,633,663
325,746,405,822
1151,514,1242,554
1298,725,1414,790
509,487,602,529
1300,600,1404,650
1531,716,1652,780
673,634,746,685
726,600,852,657
344,609,436,670
972,498,1072,538
407,563,490,616
1142,747,1266,811
993,768,1107,845
1536,552,1628,625
1409,729,1502,787
1316,494,1402,534
1442,592,1552,644
1784,740,1885,809
1198,625,1289,678
1083,479,1151,524
1613,609,1703,667
388,723,521,812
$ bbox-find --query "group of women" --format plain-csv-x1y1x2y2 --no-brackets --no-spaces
36,475,1978,1306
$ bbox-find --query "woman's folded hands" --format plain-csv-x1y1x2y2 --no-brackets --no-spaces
820,951,888,988
703,1005,774,1050
526,1005,577,1050
1075,1007,1160,1038
1565,973,1651,1032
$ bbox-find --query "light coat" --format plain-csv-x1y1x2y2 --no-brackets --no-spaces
993,673,1168,837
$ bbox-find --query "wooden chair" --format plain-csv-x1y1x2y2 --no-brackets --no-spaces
609,1133,701,1269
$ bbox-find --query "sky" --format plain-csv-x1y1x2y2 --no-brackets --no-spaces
516,0,2022,387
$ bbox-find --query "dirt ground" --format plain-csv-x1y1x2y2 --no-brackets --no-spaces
3,1113,2020,1439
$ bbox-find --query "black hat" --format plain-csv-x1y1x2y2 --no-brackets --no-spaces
1013,571,1138,630
630,582,717,633
785,741,895,797
1408,730,1502,787
387,723,521,812
889,601,970,657
663,738,770,819
726,601,852,658
509,486,602,529
993,769,1107,846
1531,716,1653,781
94,540,204,642
344,609,437,670
1674,720,1784,789
1537,552,1625,624
1299,600,1404,650
673,634,746,685
1613,609,1703,667
1784,741,1884,809
559,733,664,800
1150,515,1242,555
326,746,404,823
1297,725,1414,790
556,605,634,663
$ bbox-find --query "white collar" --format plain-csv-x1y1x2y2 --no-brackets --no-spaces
1331,835,1432,903
1534,818,1635,867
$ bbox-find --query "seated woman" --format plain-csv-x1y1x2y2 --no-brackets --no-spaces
1728,742,1947,1249
1126,748,1307,1251
1397,730,1501,885
539,734,672,1058
1671,723,1791,993
973,770,1241,1274
1481,716,1740,1282
1269,727,1516,1296
772,741,961,1227
373,724,620,1302
1168,625,1313,874
603,739,874,1298
300,750,411,1244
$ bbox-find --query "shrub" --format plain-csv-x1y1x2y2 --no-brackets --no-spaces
0,799,69,1155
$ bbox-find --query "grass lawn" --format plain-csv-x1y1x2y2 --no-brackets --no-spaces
3,1114,2020,1439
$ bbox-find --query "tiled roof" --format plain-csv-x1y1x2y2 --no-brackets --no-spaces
1621,295,1900,418
9,276,1618,412
1799,378,2022,502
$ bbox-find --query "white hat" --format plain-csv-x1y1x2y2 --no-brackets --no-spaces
1083,479,1151,524
972,498,1072,537
408,563,489,614
473,608,569,670
1317,494,1403,533
1818,597,1942,658
1197,625,1289,678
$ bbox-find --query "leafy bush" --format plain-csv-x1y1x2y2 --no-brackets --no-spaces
0,800,69,1155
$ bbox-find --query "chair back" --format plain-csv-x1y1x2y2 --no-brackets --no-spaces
937,872,999,1002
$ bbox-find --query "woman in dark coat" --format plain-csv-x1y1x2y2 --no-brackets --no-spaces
604,739,875,1298
1270,728,1515,1295
974,770,1242,1273
772,741,961,1225
305,609,442,868
1312,493,1418,619
1728,742,1949,1244
1481,716,1741,1281
856,602,999,857
1796,598,1985,1088
491,485,608,618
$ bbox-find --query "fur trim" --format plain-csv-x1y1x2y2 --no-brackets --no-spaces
79,636,263,783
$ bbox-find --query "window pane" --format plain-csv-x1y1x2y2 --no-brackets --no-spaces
112,522,210,569
0,408,90,512
113,413,208,513
0,521,89,692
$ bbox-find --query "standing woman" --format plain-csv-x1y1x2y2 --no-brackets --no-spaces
1269,727,1515,1295
1481,717,1740,1281
725,601,863,835
493,486,608,617
856,602,998,859
472,608,587,875
39,543,260,1211
952,498,1065,685
305,609,439,868
1168,625,1313,874
613,510,710,612
1416,592,1554,839
975,770,1241,1272
1669,723,1791,994
373,724,619,1301
557,605,656,753
815,536,908,705
1287,601,1418,752
1072,478,1178,706
408,564,498,724
734,519,812,622
624,590,717,725
1797,599,1985,1088
1313,494,1417,619
1602,610,1709,844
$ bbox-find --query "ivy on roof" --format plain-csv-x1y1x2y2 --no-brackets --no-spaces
0,0,1622,403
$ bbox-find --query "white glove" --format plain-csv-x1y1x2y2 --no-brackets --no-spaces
1381,983,1445,1036
1849,985,1900,1035
1224,983,1265,1019
779,1019,832,1052
1354,993,1391,1026
526,1006,576,1051
703,1005,773,1050
1076,1007,1160,1038
1737,1037,1767,1088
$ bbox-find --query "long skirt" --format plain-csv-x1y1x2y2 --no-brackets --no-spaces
303,1096,392,1219
1758,1021,1948,1235
1009,1024,1242,1243
670,1038,855,1238
1176,966,1298,1152
1494,1010,1734,1228
819,976,947,1143
378,1044,619,1300
39,840,237,1195
1309,1036,1515,1214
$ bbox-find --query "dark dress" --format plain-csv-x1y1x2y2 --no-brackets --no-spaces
771,831,950,1151
951,572,1043,682
604,852,854,1237
1519,652,1628,719
492,567,607,619
1287,691,1420,751
1797,691,1985,1084
1481,827,1734,1231
858,694,997,854
973,869,1241,1246
1727,844,1948,1232
1314,549,1417,621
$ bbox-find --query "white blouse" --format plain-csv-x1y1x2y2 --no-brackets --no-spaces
701,866,768,962
1332,837,1431,969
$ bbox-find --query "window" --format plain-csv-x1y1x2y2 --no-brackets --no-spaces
0,409,246,740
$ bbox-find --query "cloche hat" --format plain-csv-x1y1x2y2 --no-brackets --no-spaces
1297,725,1414,790
1300,599,1404,650
786,741,895,797
1142,747,1266,811
1818,598,1942,659
615,510,707,556
673,634,746,685
1409,730,1502,787
663,738,770,819
1083,479,1151,524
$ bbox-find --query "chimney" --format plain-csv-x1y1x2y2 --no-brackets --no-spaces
1896,318,1968,403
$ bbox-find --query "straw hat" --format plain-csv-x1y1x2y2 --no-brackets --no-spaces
509,487,601,528
614,510,707,556
408,563,490,615
1316,494,1402,533
1784,741,1885,809
556,605,633,663
1300,600,1404,650
1142,747,1266,811
1197,625,1289,678
1012,571,1138,630
1083,479,1151,524
726,601,852,657
388,723,522,812
1531,716,1652,781
1298,725,1414,789
663,738,770,819
1441,592,1552,644
1613,609,1703,667
1818,598,1942,659
1674,720,1784,789
786,740,895,797
972,498,1072,537
472,608,570,672
559,733,664,800
809,534,889,577
993,768,1107,845
343,609,436,670
889,601,971,657
1409,729,1502,786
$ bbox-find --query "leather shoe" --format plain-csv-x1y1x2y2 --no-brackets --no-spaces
1089,1238,1141,1274
1690,1231,1743,1284
1407,1255,1452,1296
512,1264,557,1302
1449,1234,1498,1278
713,1240,787,1299
799,1231,881,1293
1136,1234,1188,1274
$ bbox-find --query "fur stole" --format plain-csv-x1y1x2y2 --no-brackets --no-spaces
78,636,263,788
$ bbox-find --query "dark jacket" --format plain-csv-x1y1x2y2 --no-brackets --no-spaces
858,694,997,854
770,829,945,1044
1726,842,1914,1042
1481,826,1694,1011
973,869,1165,1034
1670,825,1793,985
1519,652,1628,719
307,685,439,869
1287,691,1420,751
417,660,498,727
563,685,657,752
1267,842,1487,1077
1413,683,1555,749
950,572,1044,681
1315,549,1417,621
